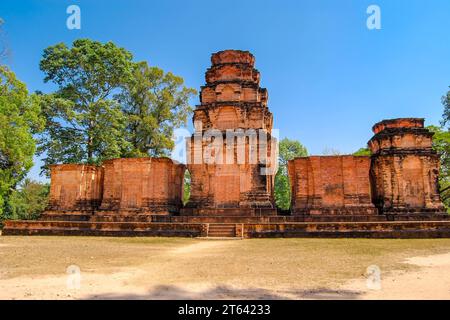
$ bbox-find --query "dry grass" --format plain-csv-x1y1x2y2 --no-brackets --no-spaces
1,236,450,299
1,236,450,288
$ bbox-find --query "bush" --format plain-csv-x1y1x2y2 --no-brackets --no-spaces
6,179,49,220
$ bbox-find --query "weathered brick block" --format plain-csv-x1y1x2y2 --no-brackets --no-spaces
47,164,103,211
99,158,185,214
288,156,376,215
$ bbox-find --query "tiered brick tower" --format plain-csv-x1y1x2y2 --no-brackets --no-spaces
369,118,445,214
183,50,277,215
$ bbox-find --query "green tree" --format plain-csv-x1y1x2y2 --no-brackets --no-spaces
428,125,450,210
37,39,134,172
434,87,450,211
274,138,308,210
118,61,196,157
7,179,49,220
0,66,43,218
353,147,372,156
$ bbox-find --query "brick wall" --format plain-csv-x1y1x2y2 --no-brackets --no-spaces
288,156,376,215
47,164,103,211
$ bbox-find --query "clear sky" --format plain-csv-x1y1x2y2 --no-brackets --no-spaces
1,0,449,182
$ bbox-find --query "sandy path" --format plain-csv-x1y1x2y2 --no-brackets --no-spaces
341,252,450,299
1,238,450,300
0,240,241,300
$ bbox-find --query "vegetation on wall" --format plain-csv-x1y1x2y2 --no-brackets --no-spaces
353,147,372,156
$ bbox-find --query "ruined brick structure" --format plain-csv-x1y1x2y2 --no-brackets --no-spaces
369,118,444,214
183,50,277,215
288,156,377,215
288,118,445,216
99,158,185,214
46,158,185,215
47,164,103,211
4,50,450,238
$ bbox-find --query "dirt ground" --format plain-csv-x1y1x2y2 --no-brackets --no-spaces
0,236,450,299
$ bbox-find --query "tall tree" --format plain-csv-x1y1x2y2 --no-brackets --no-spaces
274,138,308,210
435,87,450,211
0,66,43,218
428,125,450,211
118,61,196,157
37,39,134,172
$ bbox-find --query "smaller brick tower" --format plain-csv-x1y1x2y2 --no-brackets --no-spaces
369,118,445,214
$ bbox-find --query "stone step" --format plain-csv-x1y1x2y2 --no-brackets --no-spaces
207,224,236,237
2,221,204,237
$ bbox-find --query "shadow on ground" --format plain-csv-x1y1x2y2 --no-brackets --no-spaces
84,285,363,300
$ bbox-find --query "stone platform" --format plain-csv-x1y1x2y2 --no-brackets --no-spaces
3,213,450,238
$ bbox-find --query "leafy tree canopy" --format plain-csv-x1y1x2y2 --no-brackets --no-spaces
118,61,196,157
0,66,43,218
37,39,196,174
37,39,134,171
278,138,308,172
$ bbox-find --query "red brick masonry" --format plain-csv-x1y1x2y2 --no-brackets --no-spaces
288,156,377,215
184,50,277,215
3,50,449,238
46,158,185,215
288,118,444,215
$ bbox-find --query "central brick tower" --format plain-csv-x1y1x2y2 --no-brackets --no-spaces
182,50,277,216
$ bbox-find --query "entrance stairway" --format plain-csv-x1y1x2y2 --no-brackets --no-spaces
207,224,237,238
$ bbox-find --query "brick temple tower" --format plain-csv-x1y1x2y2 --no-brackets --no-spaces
183,50,277,215
369,118,445,214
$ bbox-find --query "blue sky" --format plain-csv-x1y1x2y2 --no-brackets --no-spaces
1,0,449,182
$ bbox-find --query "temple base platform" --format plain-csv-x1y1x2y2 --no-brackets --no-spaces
3,211,450,238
